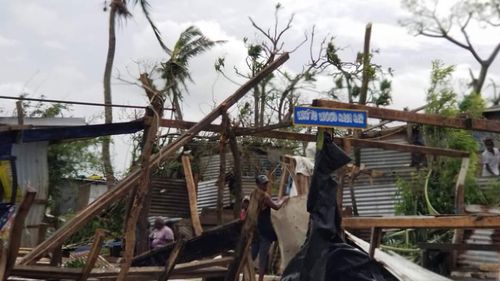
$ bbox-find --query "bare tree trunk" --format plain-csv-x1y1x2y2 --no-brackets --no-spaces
217,114,228,225
102,1,118,187
172,92,184,121
259,83,266,127
355,23,372,167
226,119,242,219
475,64,489,95
253,85,259,126
136,74,164,255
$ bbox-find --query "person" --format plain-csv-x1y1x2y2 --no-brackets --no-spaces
481,138,500,177
240,196,250,220
254,175,289,281
149,218,174,249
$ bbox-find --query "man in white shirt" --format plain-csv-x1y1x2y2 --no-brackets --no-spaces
482,138,500,177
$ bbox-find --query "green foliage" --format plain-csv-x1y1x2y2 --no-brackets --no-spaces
64,257,86,268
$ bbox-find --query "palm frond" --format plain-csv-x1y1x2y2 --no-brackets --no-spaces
132,0,172,55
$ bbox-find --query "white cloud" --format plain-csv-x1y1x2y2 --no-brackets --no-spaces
0,35,18,47
43,40,66,50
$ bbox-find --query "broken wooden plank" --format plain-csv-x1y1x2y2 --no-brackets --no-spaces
158,238,186,281
313,99,500,133
174,257,233,272
343,215,500,229
346,231,453,281
182,155,203,236
78,229,106,281
224,189,265,281
4,190,36,279
368,227,382,259
19,52,289,265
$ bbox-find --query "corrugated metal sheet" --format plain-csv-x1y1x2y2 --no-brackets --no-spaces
342,138,412,217
196,176,258,212
11,142,49,247
198,150,278,181
458,197,500,269
149,178,190,219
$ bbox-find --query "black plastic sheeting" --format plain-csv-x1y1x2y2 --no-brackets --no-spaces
281,132,386,281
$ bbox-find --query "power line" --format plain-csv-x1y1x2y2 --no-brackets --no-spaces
0,95,175,111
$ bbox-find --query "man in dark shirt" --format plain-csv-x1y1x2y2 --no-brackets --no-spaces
255,175,289,281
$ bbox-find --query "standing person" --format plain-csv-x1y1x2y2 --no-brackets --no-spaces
254,175,289,281
149,218,174,249
482,138,500,177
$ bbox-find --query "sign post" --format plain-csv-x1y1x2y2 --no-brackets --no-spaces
293,106,368,129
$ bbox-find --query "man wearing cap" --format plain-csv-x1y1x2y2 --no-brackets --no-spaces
482,138,500,177
254,175,289,281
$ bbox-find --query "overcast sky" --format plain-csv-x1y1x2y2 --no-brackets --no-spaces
1,0,499,176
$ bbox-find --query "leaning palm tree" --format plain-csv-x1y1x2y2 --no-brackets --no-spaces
102,0,170,186
160,26,223,121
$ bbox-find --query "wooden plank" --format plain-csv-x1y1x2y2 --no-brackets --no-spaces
19,52,289,265
368,227,381,258
118,75,163,281
313,99,500,133
343,215,500,229
11,265,228,280
217,114,228,225
158,239,186,281
451,157,470,268
224,189,264,281
346,232,453,281
418,243,500,251
174,257,233,272
181,155,203,236
78,229,106,281
0,241,7,281
4,190,36,279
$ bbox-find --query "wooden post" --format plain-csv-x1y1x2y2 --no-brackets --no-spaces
0,241,7,281
182,155,203,237
368,227,382,258
158,239,186,281
16,101,24,126
452,157,470,267
19,53,289,265
3,190,36,280
224,189,264,281
78,229,106,281
242,252,256,281
217,114,228,225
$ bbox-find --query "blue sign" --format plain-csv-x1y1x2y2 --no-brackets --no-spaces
293,106,367,128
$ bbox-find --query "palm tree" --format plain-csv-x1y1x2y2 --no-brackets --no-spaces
102,0,170,186
160,26,224,121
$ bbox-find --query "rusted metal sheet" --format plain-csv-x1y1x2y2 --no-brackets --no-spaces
149,178,189,218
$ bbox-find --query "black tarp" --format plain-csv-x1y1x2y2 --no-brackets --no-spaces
281,132,385,281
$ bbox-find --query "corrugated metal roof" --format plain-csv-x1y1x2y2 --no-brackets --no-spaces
11,142,49,247
342,138,411,217
149,177,190,218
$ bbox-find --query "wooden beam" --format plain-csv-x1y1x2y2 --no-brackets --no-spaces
4,190,36,279
78,229,106,281
159,119,470,158
224,189,264,281
158,239,186,281
19,52,289,265
368,227,382,258
451,157,470,268
347,138,469,158
181,155,203,236
313,99,500,133
217,114,228,225
343,215,500,229
174,257,233,272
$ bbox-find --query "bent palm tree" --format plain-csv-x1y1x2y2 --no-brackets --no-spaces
160,26,224,121
102,0,170,186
